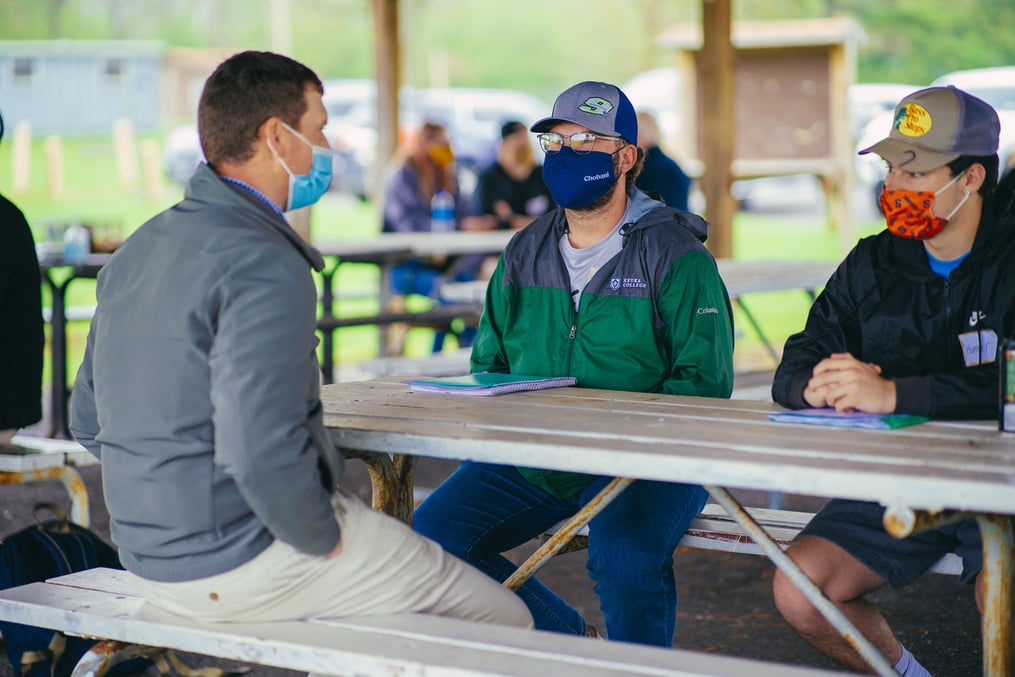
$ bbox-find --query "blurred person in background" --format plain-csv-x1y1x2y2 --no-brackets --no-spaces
634,111,691,211
476,120,554,231
382,122,491,351
471,120,555,278
382,122,487,297
0,108,44,443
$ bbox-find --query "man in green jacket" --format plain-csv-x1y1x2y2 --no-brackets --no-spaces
414,81,734,646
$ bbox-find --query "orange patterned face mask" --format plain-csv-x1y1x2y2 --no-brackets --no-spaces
879,170,969,240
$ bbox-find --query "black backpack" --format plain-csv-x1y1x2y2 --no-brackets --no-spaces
0,503,128,677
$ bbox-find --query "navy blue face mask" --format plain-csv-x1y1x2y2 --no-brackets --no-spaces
542,147,617,209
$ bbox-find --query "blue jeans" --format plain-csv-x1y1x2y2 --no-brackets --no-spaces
390,260,478,352
413,462,708,646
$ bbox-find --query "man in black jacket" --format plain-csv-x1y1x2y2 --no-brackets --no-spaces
0,109,43,441
771,86,1015,675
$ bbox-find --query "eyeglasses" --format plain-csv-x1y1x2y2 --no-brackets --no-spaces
537,132,625,155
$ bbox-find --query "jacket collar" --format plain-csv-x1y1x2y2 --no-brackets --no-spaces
551,188,710,244
185,163,326,272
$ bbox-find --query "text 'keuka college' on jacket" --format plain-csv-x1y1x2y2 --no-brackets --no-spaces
470,188,735,498
772,171,1015,419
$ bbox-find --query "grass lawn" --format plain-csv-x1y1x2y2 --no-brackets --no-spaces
3,133,884,386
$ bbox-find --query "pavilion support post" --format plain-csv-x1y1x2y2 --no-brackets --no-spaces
372,0,400,203
700,0,736,258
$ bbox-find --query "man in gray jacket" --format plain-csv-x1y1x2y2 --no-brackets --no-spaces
71,50,530,627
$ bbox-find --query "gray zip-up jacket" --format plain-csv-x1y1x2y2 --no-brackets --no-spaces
71,163,344,583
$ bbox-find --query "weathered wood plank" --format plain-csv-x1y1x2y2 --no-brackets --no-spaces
321,379,1015,514
0,571,843,677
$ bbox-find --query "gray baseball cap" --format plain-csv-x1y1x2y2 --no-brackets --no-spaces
858,86,1000,173
530,81,638,145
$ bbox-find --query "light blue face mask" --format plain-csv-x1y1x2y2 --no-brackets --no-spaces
270,122,333,211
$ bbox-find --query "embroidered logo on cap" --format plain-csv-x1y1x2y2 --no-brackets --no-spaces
894,102,933,138
578,97,614,117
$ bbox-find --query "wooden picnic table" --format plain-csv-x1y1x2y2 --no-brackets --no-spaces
35,232,513,436
37,254,112,439
438,258,838,366
320,376,1015,675
0,434,96,526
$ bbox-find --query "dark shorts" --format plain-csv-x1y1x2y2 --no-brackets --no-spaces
799,499,981,587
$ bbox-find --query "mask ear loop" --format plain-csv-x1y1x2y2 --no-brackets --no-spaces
266,128,296,178
943,188,972,221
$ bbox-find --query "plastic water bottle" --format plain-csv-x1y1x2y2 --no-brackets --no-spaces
63,222,91,264
430,189,456,233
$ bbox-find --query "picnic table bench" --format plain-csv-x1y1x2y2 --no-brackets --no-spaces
0,435,95,527
0,568,843,677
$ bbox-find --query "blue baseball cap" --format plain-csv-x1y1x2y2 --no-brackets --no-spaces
530,81,638,145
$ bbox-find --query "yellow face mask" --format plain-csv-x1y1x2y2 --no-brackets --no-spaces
428,143,455,169
512,141,534,166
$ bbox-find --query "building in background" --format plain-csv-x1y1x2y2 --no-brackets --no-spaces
0,40,163,135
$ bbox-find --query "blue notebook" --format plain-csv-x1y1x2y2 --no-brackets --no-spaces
403,372,577,397
768,408,929,430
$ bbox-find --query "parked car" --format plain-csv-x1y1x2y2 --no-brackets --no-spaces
162,78,375,196
323,83,549,203
161,118,365,197
402,87,548,200
622,67,683,150
162,124,203,185
848,82,921,141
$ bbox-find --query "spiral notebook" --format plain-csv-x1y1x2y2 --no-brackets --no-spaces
403,372,578,397
768,408,929,430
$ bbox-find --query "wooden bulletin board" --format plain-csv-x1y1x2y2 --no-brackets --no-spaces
658,18,865,245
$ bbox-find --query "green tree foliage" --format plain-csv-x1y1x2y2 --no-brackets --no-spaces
0,0,1012,89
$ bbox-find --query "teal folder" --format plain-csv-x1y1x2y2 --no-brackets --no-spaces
403,372,577,396
768,408,929,430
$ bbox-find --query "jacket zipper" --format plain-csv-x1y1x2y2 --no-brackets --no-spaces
943,278,951,320
566,299,579,374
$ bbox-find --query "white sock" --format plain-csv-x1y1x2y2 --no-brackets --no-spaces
894,645,931,677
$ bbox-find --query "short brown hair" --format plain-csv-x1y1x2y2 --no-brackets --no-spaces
197,51,322,166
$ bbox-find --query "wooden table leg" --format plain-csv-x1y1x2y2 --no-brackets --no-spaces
340,449,417,524
503,477,633,591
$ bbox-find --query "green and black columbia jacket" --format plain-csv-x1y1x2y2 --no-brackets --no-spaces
470,189,735,498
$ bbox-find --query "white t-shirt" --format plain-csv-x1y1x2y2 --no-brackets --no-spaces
559,202,631,310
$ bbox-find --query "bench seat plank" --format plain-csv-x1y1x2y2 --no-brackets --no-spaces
550,504,963,577
0,569,844,677
1,436,95,472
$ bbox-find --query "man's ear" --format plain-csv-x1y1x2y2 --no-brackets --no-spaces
620,143,638,173
964,162,986,193
259,116,285,154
